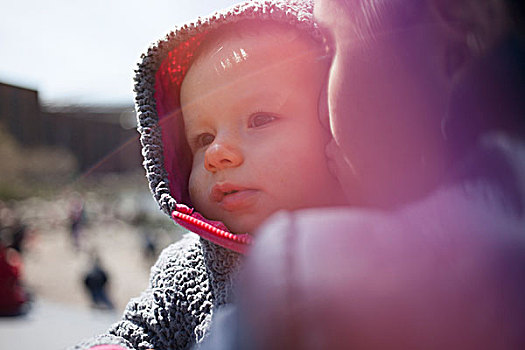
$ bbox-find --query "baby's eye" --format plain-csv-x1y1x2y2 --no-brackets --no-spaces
197,133,215,147
248,113,277,128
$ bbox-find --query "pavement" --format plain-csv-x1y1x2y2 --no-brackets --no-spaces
0,299,120,350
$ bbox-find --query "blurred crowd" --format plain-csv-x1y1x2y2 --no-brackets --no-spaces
0,182,179,317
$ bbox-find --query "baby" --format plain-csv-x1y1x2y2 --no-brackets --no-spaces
72,1,344,350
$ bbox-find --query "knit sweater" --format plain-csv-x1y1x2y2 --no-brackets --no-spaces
72,234,242,350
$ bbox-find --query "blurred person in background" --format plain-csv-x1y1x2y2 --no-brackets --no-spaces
0,201,30,316
68,192,87,250
82,252,114,311
0,201,29,255
197,0,525,349
0,242,30,316
141,231,158,262
131,210,159,262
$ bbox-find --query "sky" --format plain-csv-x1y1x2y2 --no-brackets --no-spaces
0,0,239,106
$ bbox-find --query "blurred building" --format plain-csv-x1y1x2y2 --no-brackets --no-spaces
0,82,42,146
0,82,141,173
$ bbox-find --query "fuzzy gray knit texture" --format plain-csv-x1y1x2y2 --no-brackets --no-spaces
72,234,242,350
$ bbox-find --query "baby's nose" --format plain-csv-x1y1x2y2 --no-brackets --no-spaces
204,140,243,172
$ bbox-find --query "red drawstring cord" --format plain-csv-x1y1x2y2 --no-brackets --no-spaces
171,205,252,254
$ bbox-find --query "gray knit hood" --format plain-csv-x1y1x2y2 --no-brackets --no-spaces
134,0,323,253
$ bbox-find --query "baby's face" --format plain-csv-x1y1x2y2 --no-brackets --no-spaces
180,29,345,234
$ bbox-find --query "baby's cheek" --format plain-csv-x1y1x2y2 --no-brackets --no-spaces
188,167,207,209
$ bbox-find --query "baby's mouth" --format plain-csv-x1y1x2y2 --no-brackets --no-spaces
211,183,259,210
211,183,245,202
221,189,240,201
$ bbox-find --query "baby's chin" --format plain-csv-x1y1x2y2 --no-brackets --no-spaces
225,216,267,235
221,221,252,236
221,208,285,235
193,200,266,235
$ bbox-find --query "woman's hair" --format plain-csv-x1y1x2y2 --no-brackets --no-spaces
335,0,514,55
